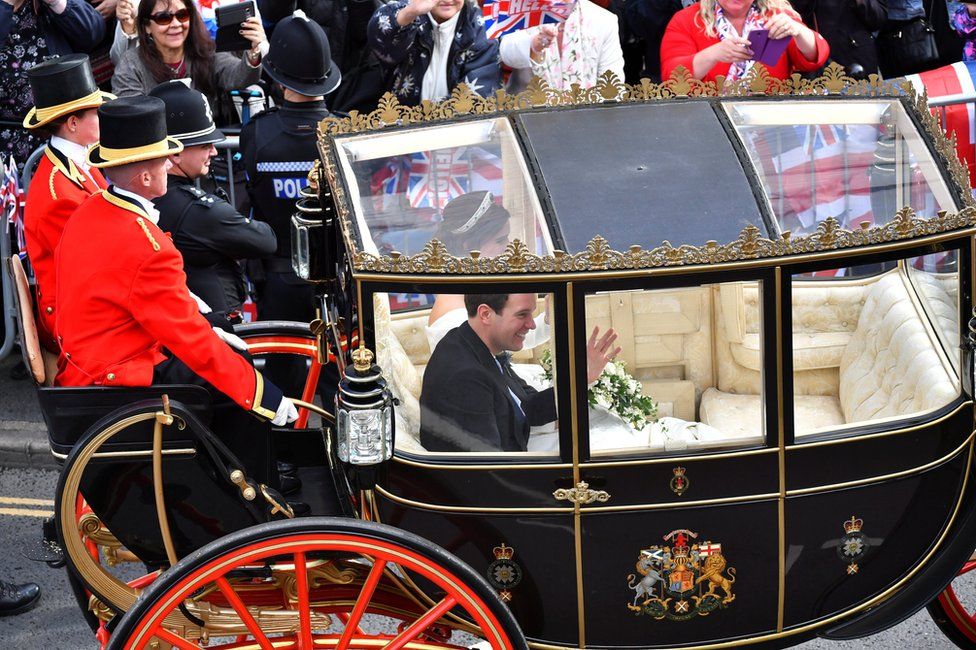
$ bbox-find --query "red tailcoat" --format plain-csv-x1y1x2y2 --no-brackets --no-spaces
54,187,280,419
660,6,830,84
24,146,107,351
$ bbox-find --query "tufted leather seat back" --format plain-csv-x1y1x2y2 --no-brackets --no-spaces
839,273,957,423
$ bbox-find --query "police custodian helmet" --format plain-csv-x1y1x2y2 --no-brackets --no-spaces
262,10,341,96
149,79,227,147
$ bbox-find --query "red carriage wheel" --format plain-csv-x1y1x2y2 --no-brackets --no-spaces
106,518,526,650
928,558,976,648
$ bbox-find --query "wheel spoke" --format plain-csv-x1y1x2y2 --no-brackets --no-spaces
154,627,204,650
336,613,365,637
384,595,458,650
337,558,387,650
959,560,976,577
215,576,275,650
294,552,313,650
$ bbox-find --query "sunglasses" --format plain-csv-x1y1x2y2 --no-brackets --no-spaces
148,8,190,24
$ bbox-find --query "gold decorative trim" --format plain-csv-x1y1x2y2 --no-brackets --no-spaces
316,63,976,277
553,481,610,505
350,208,976,275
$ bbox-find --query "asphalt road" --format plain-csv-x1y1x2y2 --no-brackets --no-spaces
0,355,971,648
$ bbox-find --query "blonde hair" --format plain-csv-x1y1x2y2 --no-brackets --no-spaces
697,0,793,38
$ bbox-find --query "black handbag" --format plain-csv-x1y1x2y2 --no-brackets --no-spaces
876,7,940,77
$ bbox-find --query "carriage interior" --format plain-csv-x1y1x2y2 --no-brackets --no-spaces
373,253,961,457
334,97,965,457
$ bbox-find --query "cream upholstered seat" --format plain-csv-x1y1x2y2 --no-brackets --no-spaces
699,388,845,437
701,272,958,438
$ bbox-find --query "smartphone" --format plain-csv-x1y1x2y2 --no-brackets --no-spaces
215,0,256,53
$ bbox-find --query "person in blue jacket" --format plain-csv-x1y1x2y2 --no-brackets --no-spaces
0,0,106,163
368,0,499,106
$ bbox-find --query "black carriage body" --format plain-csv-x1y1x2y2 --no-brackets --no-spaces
304,72,976,649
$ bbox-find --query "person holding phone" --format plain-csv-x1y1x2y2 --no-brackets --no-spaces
660,0,829,83
111,0,266,122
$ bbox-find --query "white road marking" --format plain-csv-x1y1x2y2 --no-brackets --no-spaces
0,496,54,506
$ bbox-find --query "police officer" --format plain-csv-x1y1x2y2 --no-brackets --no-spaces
240,11,340,398
150,80,277,324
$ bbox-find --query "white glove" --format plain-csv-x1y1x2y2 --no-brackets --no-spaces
212,327,248,352
189,291,212,314
272,397,299,426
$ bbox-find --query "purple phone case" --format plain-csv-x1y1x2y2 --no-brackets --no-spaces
746,28,790,66
759,34,790,66
747,29,768,59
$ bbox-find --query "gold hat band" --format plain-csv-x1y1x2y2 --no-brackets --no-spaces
25,89,112,128
96,139,174,160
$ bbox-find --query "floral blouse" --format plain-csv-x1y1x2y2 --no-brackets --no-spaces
949,1,976,61
0,1,47,166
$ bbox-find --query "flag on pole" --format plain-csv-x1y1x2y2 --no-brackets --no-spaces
482,0,576,39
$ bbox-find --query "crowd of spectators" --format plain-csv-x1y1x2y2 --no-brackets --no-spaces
2,0,975,151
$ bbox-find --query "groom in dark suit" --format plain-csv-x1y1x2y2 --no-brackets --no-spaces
420,293,619,452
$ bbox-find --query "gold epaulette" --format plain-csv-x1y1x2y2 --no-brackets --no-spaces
135,217,160,252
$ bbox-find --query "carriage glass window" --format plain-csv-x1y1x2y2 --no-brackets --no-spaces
906,250,961,374
374,291,560,457
724,100,958,236
584,281,764,456
333,118,554,261
791,255,960,439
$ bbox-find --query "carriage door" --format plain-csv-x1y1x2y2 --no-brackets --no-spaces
572,271,783,648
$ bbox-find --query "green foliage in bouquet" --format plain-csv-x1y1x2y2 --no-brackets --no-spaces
540,348,657,430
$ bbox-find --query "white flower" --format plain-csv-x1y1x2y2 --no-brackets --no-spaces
596,394,612,409
378,14,392,33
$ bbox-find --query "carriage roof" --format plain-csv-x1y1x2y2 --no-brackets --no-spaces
315,64,976,279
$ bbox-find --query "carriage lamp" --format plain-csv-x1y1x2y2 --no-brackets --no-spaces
336,345,395,465
291,201,323,281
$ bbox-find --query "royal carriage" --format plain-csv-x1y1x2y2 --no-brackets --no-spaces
8,62,976,649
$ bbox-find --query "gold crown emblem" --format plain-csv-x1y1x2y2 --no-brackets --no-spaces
672,467,686,477
351,345,374,374
843,516,863,534
493,543,515,560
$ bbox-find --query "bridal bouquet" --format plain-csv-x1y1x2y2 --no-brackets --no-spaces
540,349,658,430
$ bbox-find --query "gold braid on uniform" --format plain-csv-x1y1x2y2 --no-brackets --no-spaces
48,169,58,200
135,217,160,252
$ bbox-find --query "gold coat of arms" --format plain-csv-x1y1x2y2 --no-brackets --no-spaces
626,529,736,620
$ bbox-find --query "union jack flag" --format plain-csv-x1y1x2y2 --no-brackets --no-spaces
482,0,576,39
2,156,25,255
905,61,976,188
407,148,472,210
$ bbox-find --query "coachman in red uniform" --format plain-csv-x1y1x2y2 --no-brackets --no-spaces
22,55,113,351
54,96,298,487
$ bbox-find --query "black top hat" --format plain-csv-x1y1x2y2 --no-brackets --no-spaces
149,80,226,147
262,10,341,96
87,96,183,168
23,54,114,129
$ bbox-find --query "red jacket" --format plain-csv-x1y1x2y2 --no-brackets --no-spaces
54,187,280,420
660,4,829,84
24,146,107,351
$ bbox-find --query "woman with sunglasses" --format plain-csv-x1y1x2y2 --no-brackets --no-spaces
111,0,265,123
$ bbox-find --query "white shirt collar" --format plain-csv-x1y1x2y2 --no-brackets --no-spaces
112,186,161,224
49,136,92,172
